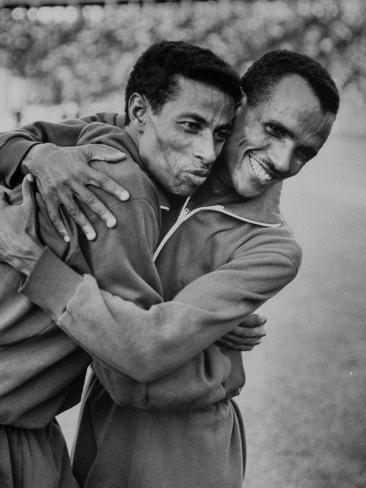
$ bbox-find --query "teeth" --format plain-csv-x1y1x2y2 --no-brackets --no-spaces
249,156,272,183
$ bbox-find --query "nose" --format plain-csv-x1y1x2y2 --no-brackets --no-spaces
270,140,294,174
193,132,217,166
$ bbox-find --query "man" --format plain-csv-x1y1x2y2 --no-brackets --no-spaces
0,50,339,488
0,41,253,488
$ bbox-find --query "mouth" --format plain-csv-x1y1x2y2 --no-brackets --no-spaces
185,170,209,186
248,154,273,185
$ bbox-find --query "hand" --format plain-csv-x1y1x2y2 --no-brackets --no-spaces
0,175,43,275
22,143,129,242
217,313,267,351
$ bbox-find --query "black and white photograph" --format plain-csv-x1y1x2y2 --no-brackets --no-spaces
0,1,365,487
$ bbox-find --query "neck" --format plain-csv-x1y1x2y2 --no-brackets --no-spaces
124,124,140,149
206,159,234,195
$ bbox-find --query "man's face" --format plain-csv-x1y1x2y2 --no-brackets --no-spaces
223,74,335,198
139,76,236,196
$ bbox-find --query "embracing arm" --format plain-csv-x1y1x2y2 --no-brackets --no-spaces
0,114,128,240
0,166,246,409
22,230,300,383
0,115,109,187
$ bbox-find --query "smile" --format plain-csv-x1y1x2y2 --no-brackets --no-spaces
249,154,272,184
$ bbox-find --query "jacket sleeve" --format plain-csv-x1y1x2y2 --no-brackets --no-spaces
21,227,301,384
92,345,244,410
0,113,118,187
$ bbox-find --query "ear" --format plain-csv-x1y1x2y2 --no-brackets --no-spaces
128,93,148,132
234,92,247,121
239,92,247,111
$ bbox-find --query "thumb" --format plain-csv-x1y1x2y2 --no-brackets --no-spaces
84,144,126,164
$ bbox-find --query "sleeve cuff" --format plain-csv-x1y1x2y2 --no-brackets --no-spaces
20,247,84,318
1,138,40,187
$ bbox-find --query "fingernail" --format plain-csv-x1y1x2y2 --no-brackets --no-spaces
120,191,129,201
106,217,116,228
26,174,34,182
64,235,70,243
86,232,96,241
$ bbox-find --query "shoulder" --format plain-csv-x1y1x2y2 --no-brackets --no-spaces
233,219,302,273
78,123,160,205
78,122,126,148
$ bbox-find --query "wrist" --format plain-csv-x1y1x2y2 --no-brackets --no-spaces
16,244,44,276
21,143,57,175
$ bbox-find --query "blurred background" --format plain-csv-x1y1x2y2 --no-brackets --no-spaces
1,1,365,487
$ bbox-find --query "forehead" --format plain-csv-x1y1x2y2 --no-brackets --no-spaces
158,76,235,119
260,74,331,137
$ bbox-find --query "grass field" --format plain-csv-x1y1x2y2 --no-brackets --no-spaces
58,107,366,487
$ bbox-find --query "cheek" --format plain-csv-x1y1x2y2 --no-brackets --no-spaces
250,128,269,147
156,130,191,156
288,161,305,178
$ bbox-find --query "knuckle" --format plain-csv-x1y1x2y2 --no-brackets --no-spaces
66,205,79,216
49,213,59,223
83,192,96,205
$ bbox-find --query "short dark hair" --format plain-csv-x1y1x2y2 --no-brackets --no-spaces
124,41,242,124
241,50,339,115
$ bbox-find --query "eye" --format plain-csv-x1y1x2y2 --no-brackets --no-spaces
265,123,285,139
180,121,201,133
214,130,231,143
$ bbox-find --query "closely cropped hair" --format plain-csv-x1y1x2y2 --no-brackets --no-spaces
124,41,242,124
241,50,340,115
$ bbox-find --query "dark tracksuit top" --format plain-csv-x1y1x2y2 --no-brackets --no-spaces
0,117,302,488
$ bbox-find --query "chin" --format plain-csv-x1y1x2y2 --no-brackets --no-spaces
234,182,259,199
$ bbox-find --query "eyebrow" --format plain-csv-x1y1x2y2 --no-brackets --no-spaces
179,113,207,124
179,113,233,131
267,119,295,139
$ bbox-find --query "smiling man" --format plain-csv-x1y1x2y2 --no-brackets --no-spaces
0,50,339,488
225,69,334,197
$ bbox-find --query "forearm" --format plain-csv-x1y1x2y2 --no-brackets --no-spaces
0,116,106,187
22,256,230,382
21,244,298,382
92,345,244,410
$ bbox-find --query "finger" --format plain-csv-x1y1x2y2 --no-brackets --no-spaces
45,198,71,243
84,144,127,164
239,314,267,328
74,184,117,229
235,326,266,338
59,192,96,241
225,335,262,346
86,168,129,202
230,323,266,337
218,339,254,351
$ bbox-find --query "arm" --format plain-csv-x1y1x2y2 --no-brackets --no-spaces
0,114,129,241
92,344,244,410
22,234,300,383
0,163,245,408
0,115,102,186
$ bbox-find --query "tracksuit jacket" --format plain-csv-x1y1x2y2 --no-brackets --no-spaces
0,115,302,488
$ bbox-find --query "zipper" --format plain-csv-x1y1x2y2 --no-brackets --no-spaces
154,205,224,261
153,201,280,261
